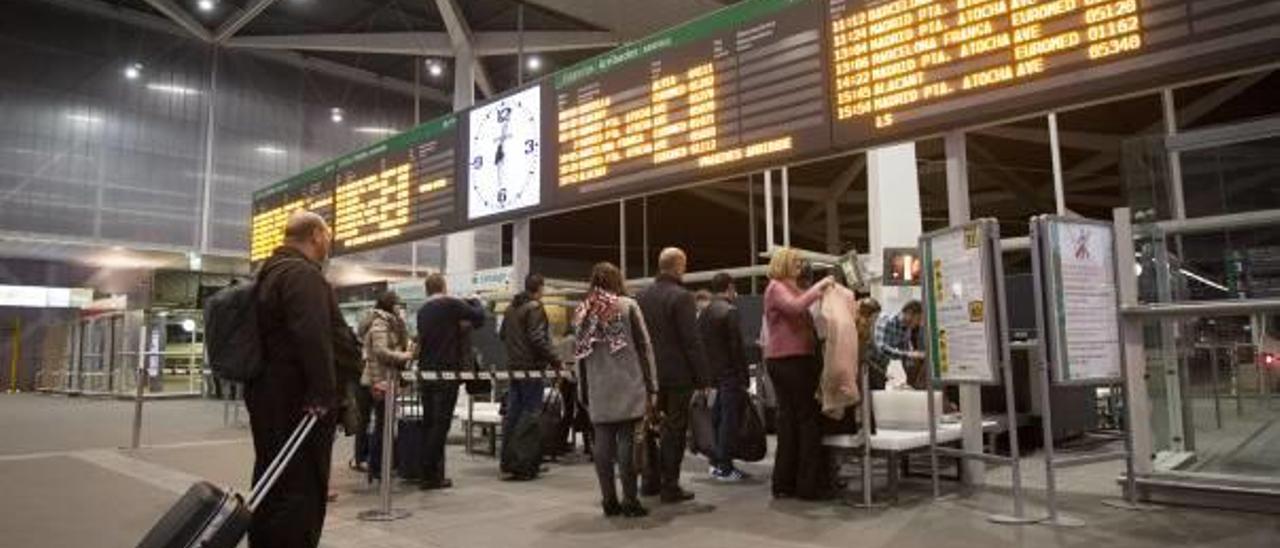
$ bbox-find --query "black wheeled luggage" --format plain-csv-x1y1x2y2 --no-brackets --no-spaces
136,415,317,548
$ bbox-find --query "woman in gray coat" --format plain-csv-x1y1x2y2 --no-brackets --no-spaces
573,262,658,518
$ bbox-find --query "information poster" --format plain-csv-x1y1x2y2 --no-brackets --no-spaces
1041,217,1122,384
921,220,1000,384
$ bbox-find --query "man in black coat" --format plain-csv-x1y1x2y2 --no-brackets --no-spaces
415,272,487,490
499,272,560,480
698,272,752,482
246,211,339,548
637,247,711,503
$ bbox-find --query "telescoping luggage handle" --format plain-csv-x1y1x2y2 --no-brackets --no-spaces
246,414,318,512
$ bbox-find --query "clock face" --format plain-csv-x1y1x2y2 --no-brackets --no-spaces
466,85,542,220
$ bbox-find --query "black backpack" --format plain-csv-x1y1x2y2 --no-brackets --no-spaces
203,282,265,382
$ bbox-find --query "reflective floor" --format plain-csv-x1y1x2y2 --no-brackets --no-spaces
2,394,1278,548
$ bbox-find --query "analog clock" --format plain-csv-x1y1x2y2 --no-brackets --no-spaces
466,85,542,220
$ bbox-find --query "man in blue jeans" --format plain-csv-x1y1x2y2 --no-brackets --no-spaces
415,273,487,490
698,272,752,481
499,273,561,480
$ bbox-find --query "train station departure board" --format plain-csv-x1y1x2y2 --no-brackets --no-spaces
553,0,830,206
828,0,1280,146
250,0,1280,260
250,115,457,262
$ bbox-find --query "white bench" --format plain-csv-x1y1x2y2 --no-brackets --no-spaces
454,390,502,455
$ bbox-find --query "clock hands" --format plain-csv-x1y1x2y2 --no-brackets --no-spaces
495,141,505,165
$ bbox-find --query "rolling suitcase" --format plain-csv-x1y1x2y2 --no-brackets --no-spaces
136,414,318,548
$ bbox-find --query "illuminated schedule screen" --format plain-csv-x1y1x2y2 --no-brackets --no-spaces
250,0,1280,260
828,0,1280,146
553,0,831,205
249,115,458,261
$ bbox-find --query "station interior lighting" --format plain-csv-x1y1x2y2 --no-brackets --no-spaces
123,63,142,80
331,107,345,123
527,56,542,71
427,59,444,77
197,0,215,12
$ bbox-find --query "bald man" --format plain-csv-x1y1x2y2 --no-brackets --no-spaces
246,210,339,548
637,247,711,503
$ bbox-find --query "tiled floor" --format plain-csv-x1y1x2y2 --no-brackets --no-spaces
2,394,1279,548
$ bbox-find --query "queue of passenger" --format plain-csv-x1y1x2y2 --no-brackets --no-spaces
231,210,922,546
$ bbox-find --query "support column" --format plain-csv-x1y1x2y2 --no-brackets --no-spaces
867,142,923,313
511,219,531,290
445,47,477,291
945,131,985,486
825,200,840,254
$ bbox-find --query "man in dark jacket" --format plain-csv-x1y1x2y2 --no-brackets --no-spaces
415,272,487,490
499,273,559,480
637,247,711,503
698,272,752,482
247,211,338,548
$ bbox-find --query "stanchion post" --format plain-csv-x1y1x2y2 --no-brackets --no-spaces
359,377,411,522
130,325,146,450
989,224,1033,524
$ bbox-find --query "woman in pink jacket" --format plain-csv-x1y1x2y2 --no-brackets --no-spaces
763,247,834,500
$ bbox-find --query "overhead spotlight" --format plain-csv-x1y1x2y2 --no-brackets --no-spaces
426,59,443,77
330,107,345,123
256,145,287,155
197,0,215,12
124,63,143,80
526,56,542,71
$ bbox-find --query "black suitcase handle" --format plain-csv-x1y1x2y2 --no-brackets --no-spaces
247,415,317,512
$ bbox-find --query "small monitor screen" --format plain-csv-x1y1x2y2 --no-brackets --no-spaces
883,247,921,287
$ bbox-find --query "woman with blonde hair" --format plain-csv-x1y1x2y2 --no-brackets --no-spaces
763,247,834,500
573,262,658,518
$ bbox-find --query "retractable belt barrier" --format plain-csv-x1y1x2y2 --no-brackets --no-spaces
398,366,576,382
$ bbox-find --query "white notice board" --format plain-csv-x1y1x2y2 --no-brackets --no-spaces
921,220,1001,384
1037,216,1123,385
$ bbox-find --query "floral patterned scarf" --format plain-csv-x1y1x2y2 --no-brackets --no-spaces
573,288,628,359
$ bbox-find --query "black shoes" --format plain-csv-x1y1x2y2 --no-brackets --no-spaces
419,478,454,490
620,500,649,517
603,499,648,518
659,487,695,504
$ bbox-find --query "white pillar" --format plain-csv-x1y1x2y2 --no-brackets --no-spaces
867,142,923,314
944,131,986,486
511,219,531,291
446,46,477,292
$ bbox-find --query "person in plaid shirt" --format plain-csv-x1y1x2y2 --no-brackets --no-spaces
870,300,925,388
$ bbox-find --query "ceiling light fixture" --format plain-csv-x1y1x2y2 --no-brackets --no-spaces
146,83,201,95
354,127,397,135
330,107,345,123
124,63,143,80
426,59,444,77
526,56,542,71
256,145,287,155
66,113,103,124
197,0,215,12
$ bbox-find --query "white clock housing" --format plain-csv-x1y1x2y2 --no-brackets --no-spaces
466,85,542,220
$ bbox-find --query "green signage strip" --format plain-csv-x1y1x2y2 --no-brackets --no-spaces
552,0,803,90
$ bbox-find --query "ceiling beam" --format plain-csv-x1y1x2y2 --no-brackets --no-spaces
255,51,452,105
689,188,827,242
799,156,867,226
434,0,494,97
473,31,619,55
214,0,281,43
226,32,455,56
1064,70,1270,182
973,125,1121,152
224,30,616,57
968,142,1059,212
139,0,212,42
